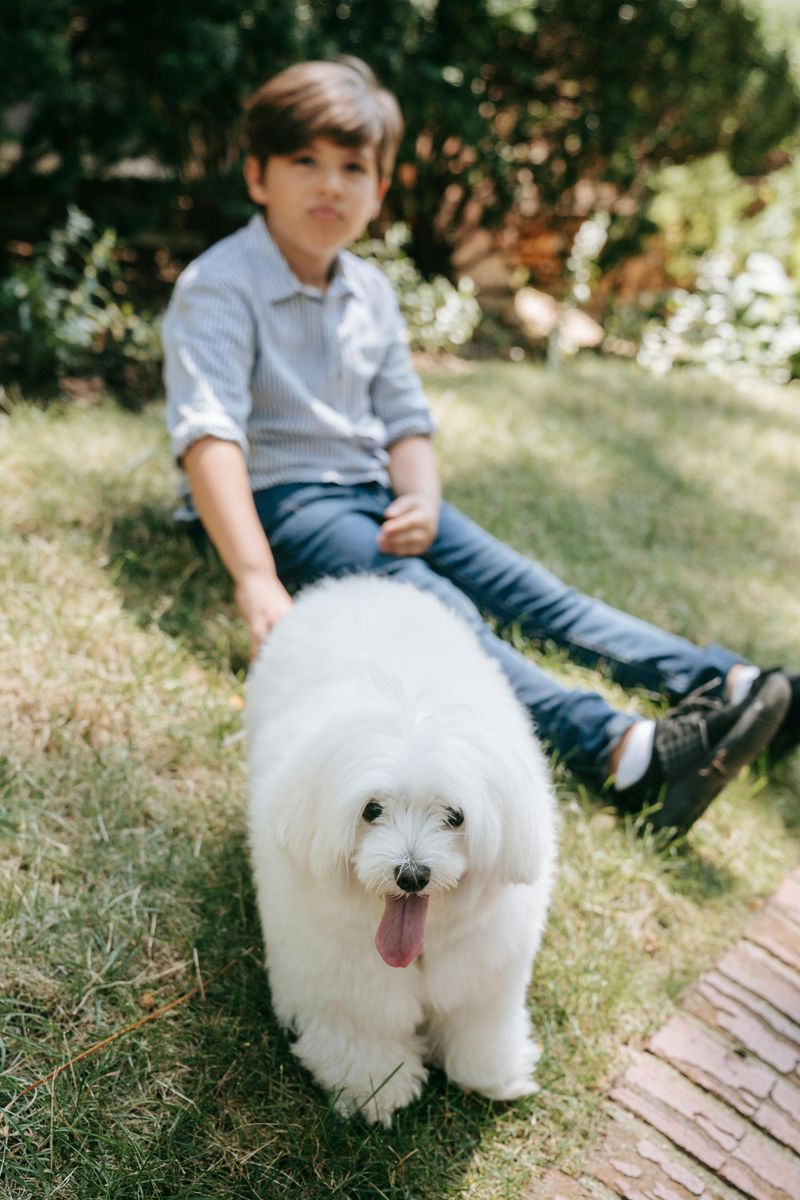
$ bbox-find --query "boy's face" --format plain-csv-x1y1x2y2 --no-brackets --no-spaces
244,137,388,284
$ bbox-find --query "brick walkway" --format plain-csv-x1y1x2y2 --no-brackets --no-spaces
535,867,800,1200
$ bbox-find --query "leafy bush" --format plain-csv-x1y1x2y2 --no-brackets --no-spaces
3,2,799,278
353,223,481,353
0,207,162,395
645,152,800,286
637,250,800,383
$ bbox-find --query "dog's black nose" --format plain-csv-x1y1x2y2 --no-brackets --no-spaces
394,862,431,893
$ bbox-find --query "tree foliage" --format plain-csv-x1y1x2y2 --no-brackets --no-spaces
2,0,798,276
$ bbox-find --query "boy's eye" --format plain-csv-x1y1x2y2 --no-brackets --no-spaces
346,161,367,173
293,153,315,166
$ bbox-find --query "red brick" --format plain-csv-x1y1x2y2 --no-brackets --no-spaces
753,1094,800,1154
524,1168,595,1200
648,1013,800,1153
747,909,800,974
610,1054,800,1200
722,1129,800,1200
716,941,800,1026
771,1077,800,1124
611,1054,744,1169
592,1158,662,1200
684,974,799,1075
589,1120,725,1199
771,873,800,924
636,1139,709,1195
650,1014,774,1113
610,1083,726,1172
576,871,800,1200
751,1077,800,1154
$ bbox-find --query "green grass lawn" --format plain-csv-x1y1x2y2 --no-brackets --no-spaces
1,357,799,1199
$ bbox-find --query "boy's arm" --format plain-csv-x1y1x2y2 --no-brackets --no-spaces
378,435,442,556
367,272,440,557
183,437,292,651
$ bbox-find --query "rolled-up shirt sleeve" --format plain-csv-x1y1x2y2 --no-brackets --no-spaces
163,265,256,462
369,276,436,447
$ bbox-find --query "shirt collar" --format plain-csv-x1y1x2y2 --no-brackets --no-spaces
248,213,358,303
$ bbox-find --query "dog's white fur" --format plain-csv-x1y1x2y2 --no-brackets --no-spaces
247,575,558,1126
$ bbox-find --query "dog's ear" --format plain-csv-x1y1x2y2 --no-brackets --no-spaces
491,772,549,886
466,732,557,886
271,770,354,878
256,725,362,877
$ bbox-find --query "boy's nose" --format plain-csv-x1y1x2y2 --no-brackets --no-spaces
319,170,344,196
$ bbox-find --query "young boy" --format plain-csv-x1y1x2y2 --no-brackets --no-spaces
163,57,797,837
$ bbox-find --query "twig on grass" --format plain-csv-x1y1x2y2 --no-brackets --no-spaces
1,952,250,1122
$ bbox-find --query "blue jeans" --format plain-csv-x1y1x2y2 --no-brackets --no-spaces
252,481,742,780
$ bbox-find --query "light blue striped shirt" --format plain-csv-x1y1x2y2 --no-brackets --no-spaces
163,214,435,511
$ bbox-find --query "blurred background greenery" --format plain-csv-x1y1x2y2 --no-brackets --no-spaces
2,0,800,391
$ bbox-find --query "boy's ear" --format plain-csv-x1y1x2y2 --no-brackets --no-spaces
244,155,269,205
371,178,390,219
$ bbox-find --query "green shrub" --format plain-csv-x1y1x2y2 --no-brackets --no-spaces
599,148,800,381
637,250,800,383
3,2,799,278
353,223,481,353
0,208,162,396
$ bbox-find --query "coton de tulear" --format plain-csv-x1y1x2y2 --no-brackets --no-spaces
247,575,558,1126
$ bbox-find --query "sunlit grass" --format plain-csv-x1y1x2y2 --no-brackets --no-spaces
1,358,798,1198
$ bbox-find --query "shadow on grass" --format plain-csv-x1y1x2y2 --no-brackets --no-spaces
667,847,740,902
107,503,251,677
754,766,800,835
435,360,800,604
445,413,794,584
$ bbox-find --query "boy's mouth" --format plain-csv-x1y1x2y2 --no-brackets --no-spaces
308,206,342,222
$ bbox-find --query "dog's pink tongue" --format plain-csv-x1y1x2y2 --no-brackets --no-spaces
375,894,429,968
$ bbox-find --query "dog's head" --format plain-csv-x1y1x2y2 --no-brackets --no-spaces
261,692,552,968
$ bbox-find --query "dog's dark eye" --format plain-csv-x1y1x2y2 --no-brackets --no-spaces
447,808,464,828
362,800,383,823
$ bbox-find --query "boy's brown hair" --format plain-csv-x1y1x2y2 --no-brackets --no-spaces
244,57,403,182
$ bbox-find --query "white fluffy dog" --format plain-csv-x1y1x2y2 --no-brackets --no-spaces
246,575,557,1127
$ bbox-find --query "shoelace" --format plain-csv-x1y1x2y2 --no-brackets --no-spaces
665,676,724,720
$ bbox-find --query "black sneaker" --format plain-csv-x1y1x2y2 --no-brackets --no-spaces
613,669,791,837
765,670,800,763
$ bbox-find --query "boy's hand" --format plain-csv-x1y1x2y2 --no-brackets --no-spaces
377,493,439,557
235,570,293,658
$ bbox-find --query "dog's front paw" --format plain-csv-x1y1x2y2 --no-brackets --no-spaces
444,1029,542,1104
291,1023,428,1127
475,1075,539,1102
333,1056,428,1128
